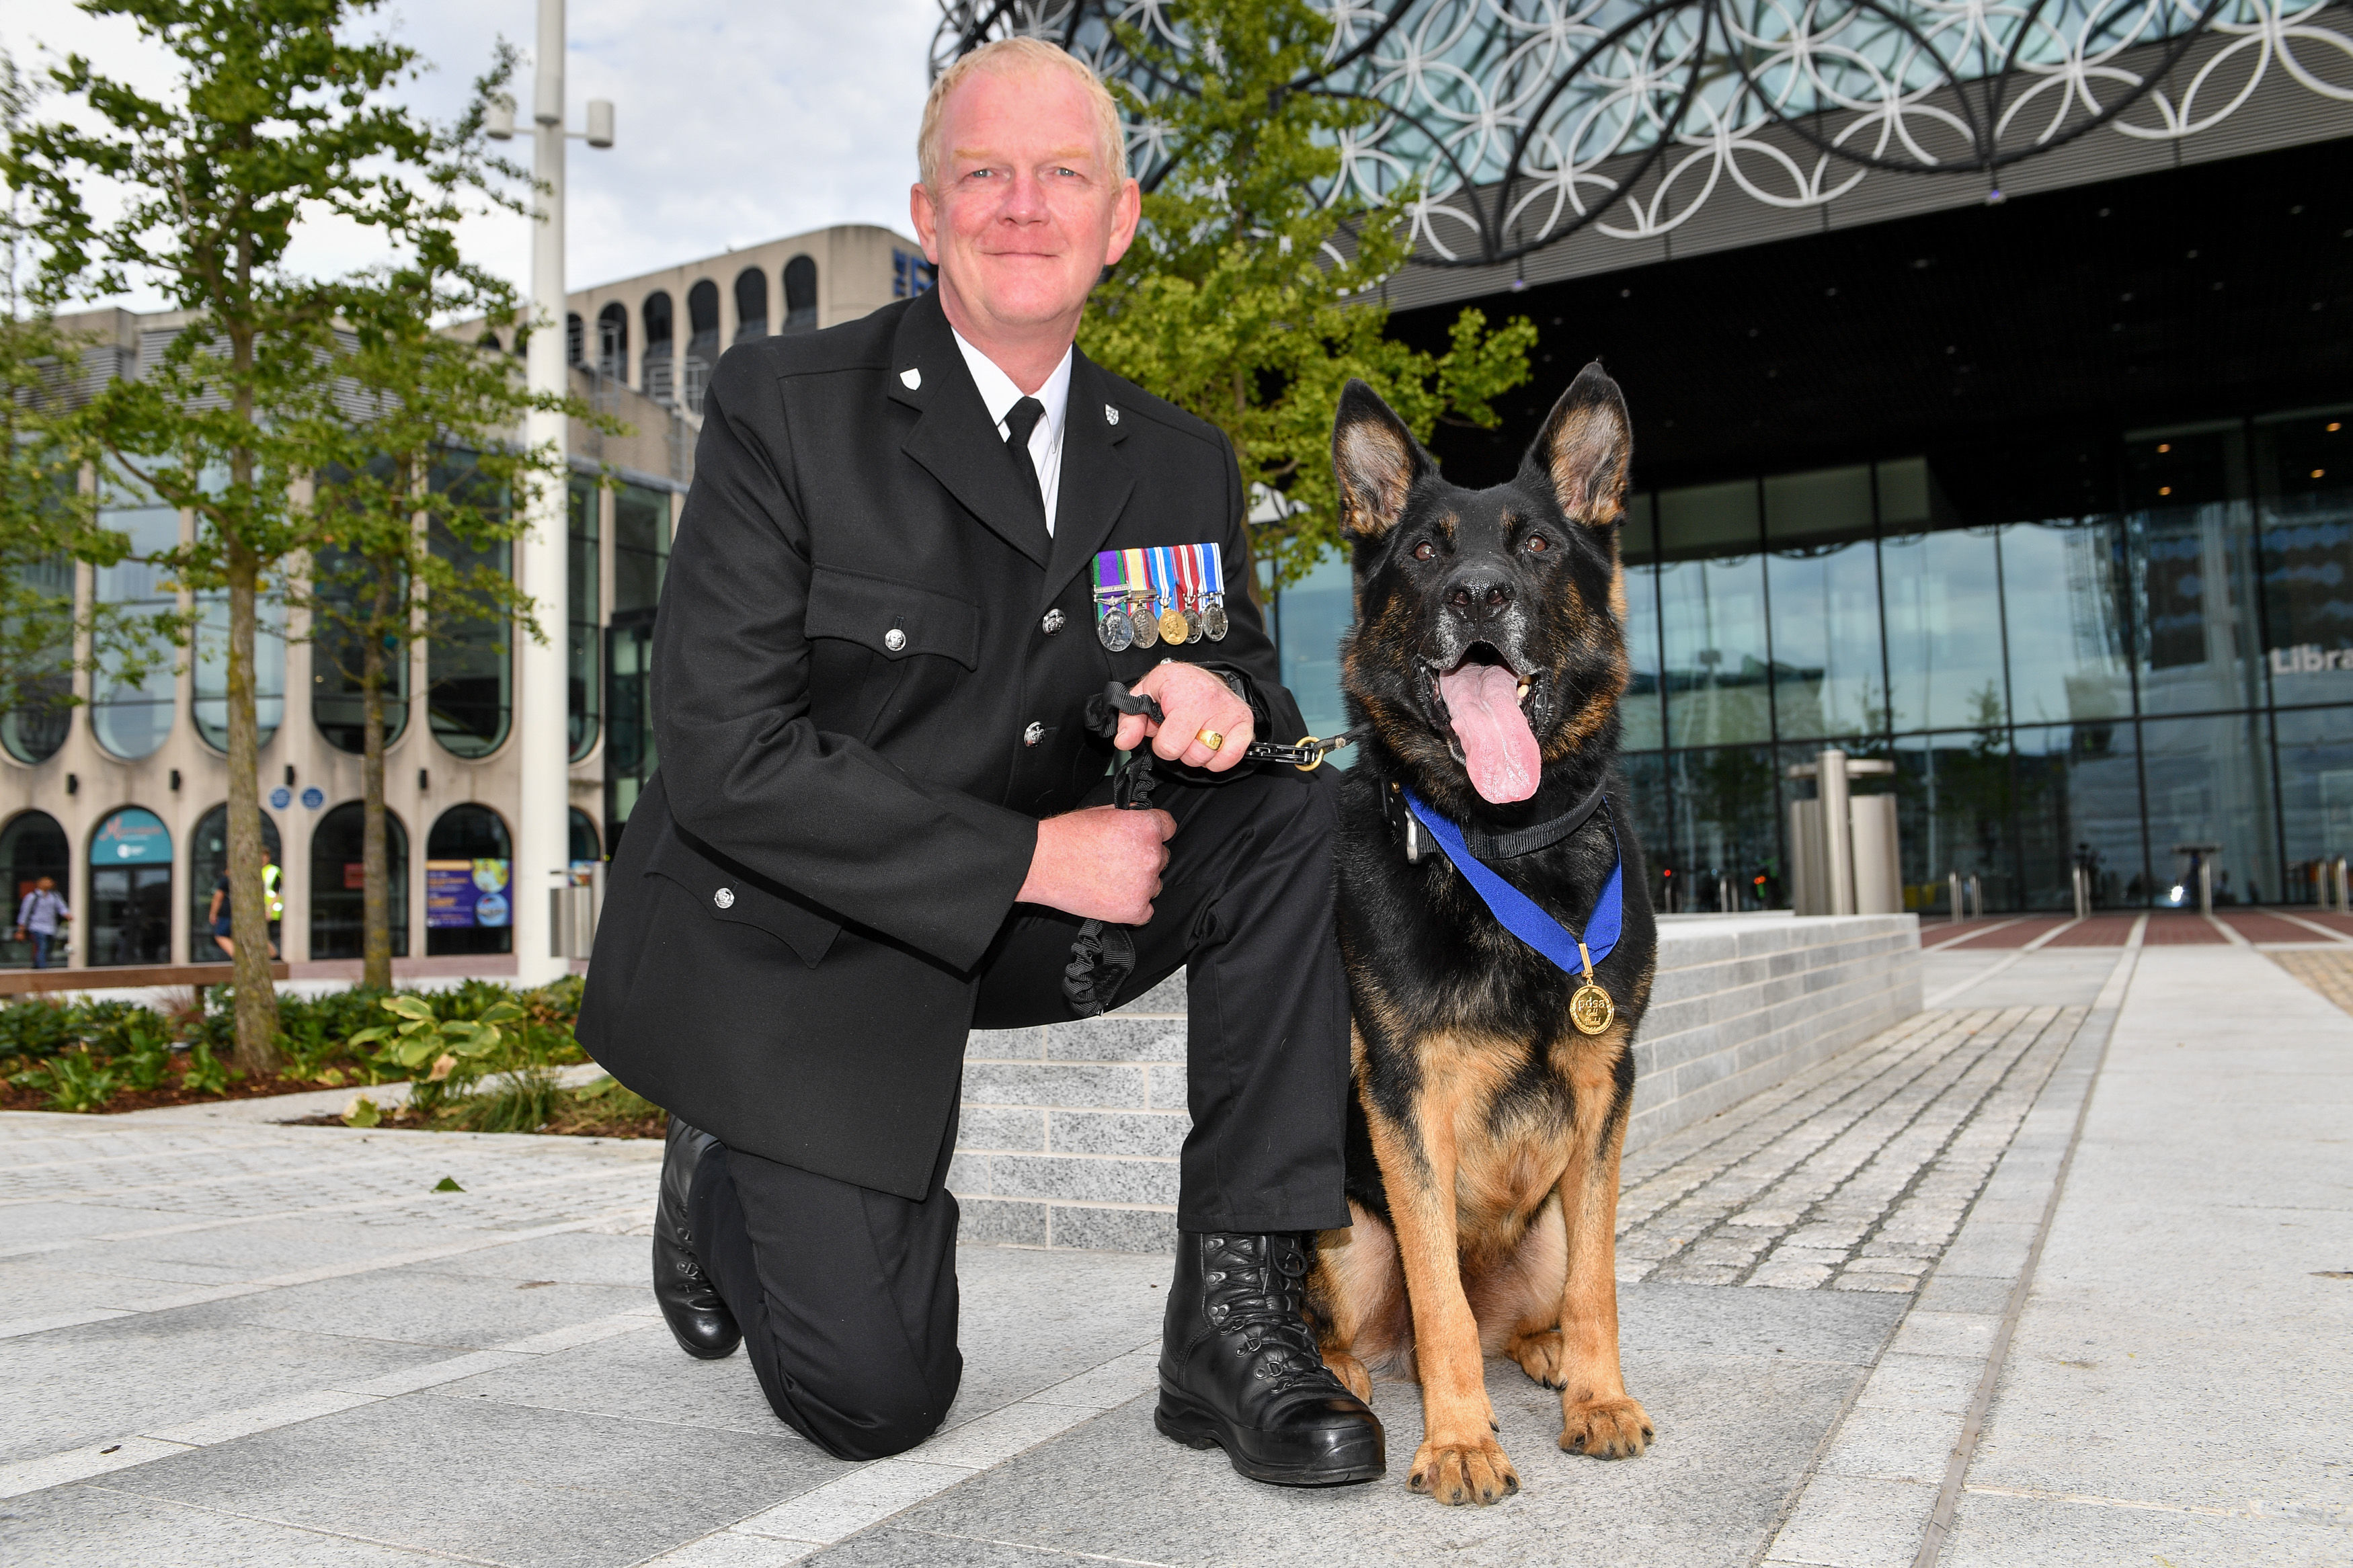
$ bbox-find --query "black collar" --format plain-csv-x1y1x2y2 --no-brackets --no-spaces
1380,767,1607,861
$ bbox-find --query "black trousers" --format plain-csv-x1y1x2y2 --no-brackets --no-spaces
688,764,1351,1460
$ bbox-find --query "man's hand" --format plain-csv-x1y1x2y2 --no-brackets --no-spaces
1019,804,1176,925
1113,661,1254,772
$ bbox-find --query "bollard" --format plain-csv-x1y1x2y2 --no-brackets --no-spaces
2198,858,2214,916
1966,874,1983,920
2071,864,2089,921
1950,870,1964,925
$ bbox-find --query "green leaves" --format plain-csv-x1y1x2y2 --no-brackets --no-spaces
1078,0,1536,589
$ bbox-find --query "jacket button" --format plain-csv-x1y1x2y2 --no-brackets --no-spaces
1041,609,1066,635
1023,721,1044,747
713,888,735,909
883,628,906,653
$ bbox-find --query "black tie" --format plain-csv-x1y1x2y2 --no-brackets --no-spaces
1004,395,1047,536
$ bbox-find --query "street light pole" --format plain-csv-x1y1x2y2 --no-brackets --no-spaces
502,0,611,984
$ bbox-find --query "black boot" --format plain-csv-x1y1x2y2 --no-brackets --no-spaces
1156,1231,1384,1486
654,1116,742,1360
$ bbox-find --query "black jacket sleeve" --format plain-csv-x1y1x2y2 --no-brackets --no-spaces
649,353,1036,974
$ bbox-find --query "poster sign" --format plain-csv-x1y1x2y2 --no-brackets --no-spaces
426,858,511,929
93,808,172,865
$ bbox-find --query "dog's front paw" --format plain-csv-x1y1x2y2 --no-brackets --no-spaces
1559,1395,1653,1459
1507,1327,1566,1389
1322,1348,1373,1403
1409,1434,1521,1505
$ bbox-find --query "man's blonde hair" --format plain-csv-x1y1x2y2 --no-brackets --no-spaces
918,37,1129,191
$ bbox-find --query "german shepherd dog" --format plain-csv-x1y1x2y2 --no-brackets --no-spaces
1306,365,1658,1505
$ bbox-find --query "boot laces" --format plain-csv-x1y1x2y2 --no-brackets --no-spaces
1205,1234,1345,1395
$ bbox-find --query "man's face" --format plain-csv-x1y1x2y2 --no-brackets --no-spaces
36,878,52,893
911,65,1140,341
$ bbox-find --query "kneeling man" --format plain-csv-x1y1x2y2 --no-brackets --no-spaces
577,37,1382,1486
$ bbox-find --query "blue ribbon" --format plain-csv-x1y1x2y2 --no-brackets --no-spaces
1402,788,1622,975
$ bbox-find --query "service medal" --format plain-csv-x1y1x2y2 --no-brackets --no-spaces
1130,600,1159,649
1569,983,1616,1036
1204,595,1230,641
1159,606,1189,645
1098,608,1132,651
1184,606,1203,643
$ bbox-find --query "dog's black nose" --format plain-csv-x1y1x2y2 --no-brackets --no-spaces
1446,573,1513,616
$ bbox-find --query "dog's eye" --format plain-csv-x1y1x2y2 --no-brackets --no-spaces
1412,540,1435,561
1525,534,1550,552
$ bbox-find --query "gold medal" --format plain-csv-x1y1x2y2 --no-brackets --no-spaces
1568,940,1614,1036
1159,606,1189,645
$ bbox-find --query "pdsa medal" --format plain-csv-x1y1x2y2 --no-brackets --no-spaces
1569,941,1616,1036
1202,541,1230,641
1152,547,1189,645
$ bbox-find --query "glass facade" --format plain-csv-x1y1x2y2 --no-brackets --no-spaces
309,801,409,960
569,474,600,760
1268,406,2353,913
91,468,182,761
426,456,513,759
188,804,282,964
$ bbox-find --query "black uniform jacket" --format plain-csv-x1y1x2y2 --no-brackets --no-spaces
576,288,1306,1200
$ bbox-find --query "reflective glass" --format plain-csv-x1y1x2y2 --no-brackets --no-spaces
188,806,282,963
2273,704,2353,902
2140,711,2278,907
309,801,409,960
1618,558,1662,751
1659,553,1771,747
0,811,70,969
1893,730,2018,910
1882,527,2006,733
2012,721,2147,911
2125,428,2264,717
1275,546,1351,759
614,483,670,613
91,468,180,759
1765,541,1883,740
2,549,75,764
2254,411,2353,709
1662,745,1781,911
606,612,657,848
426,456,512,759
310,542,410,754
193,593,285,751
1999,520,2132,727
1615,749,1669,897
426,804,512,956
569,475,601,759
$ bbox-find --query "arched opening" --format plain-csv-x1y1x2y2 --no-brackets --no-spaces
310,801,409,960
426,803,512,956
91,468,180,760
783,255,818,333
566,311,585,368
88,807,172,966
190,804,283,964
684,280,720,413
426,454,512,759
311,531,411,755
641,290,674,403
569,806,601,868
479,331,503,355
568,474,600,761
0,811,70,968
733,267,768,343
194,593,286,753
595,302,628,380
1,549,74,765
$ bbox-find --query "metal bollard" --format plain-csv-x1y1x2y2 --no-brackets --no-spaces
2071,864,2090,921
1950,870,1964,925
1966,874,1983,921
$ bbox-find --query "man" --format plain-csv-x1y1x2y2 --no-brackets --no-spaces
577,38,1382,1485
14,876,69,969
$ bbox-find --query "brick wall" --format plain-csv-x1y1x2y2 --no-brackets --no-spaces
951,913,1921,1251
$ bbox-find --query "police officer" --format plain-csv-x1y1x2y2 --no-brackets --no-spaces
577,38,1379,1485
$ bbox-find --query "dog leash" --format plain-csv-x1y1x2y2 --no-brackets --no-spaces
1401,786,1625,1036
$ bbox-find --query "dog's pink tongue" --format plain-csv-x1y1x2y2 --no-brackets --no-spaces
1439,663,1540,803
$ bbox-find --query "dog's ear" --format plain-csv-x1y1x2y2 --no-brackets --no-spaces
1331,379,1430,539
1525,362,1632,527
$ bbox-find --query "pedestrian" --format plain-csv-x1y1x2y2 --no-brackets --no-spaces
577,37,1380,1485
206,861,282,960
13,876,70,969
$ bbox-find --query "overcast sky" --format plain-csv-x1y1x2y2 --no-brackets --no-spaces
3,0,944,309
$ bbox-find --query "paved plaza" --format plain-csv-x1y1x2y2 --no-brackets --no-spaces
2,924,2348,1565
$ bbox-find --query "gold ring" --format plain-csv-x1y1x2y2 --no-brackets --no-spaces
1196,729,1225,751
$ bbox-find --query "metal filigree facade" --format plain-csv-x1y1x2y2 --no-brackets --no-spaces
934,0,2353,267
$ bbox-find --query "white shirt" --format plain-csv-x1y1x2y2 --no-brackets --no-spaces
951,330,1072,536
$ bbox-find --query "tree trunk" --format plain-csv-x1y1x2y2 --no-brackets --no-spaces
224,538,280,1074
359,556,394,991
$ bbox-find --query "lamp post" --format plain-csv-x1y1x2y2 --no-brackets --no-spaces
491,0,612,983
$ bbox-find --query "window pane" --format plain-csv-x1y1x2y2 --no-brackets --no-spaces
0,811,71,969
2125,429,2263,717
310,542,410,754
1619,559,1662,751
2254,411,2353,708
189,804,282,963
1660,553,1771,747
309,801,409,960
426,458,512,759
2013,721,2145,911
193,593,285,751
91,469,180,760
1616,749,1668,897
87,807,173,966
1882,528,2006,733
2140,710,2278,907
1894,729,2018,910
2,548,75,764
1663,745,1782,911
606,613,657,849
1765,540,1882,740
1999,520,2132,727
425,804,513,956
2274,704,2353,903
1277,546,1351,762
569,475,601,759
613,484,670,614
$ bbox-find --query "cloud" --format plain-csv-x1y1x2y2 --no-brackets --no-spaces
3,0,943,308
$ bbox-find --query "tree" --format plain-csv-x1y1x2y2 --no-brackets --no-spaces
6,1,520,1073
298,245,589,991
1078,0,1538,591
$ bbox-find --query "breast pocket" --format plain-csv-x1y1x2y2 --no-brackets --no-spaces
805,567,982,745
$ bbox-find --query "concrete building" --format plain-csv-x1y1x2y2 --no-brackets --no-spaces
0,224,936,979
